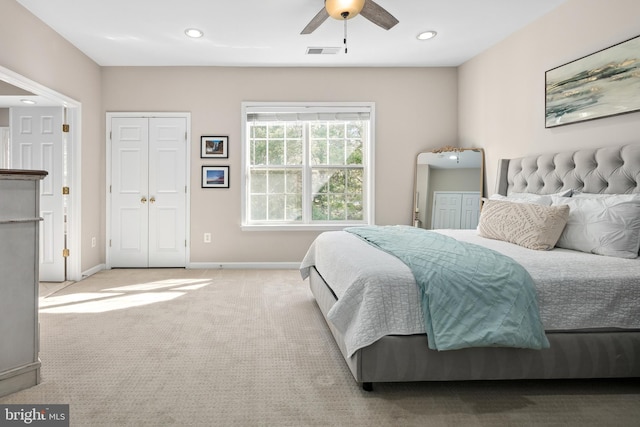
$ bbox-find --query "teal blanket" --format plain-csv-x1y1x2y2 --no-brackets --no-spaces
346,226,550,351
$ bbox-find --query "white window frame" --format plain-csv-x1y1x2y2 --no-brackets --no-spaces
241,102,375,231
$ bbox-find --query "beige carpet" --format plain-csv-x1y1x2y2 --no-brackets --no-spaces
2,268,639,426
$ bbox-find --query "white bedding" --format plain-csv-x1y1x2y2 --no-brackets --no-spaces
300,229,640,358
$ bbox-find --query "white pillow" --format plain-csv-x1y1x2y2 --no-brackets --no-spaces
572,191,638,198
552,194,640,258
489,190,572,206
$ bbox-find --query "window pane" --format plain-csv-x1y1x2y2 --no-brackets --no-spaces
347,195,363,220
286,123,303,138
251,195,267,221
268,170,285,193
286,169,302,193
311,139,327,165
268,194,285,220
329,194,346,220
268,140,285,165
311,123,327,138
328,170,346,193
329,140,345,165
346,169,363,193
312,169,331,194
252,125,267,139
270,124,285,138
328,123,345,139
251,170,267,193
347,122,363,138
252,140,267,165
286,139,303,165
346,140,363,165
286,194,302,221
312,194,328,220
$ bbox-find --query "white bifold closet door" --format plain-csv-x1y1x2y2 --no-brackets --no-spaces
110,117,187,268
431,191,480,229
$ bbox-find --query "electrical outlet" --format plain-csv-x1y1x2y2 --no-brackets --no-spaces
91,237,96,248
204,233,211,243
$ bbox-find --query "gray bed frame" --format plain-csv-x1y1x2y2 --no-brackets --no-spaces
308,143,640,391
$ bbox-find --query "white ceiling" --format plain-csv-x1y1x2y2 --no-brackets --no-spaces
418,150,483,169
14,0,567,68
0,0,566,108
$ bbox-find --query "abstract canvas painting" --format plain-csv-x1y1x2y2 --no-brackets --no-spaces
545,35,640,128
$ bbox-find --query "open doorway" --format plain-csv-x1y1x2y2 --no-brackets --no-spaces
0,65,82,282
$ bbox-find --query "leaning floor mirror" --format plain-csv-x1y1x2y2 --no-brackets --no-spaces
413,147,485,229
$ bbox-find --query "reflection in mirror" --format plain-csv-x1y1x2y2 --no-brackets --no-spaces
414,147,484,229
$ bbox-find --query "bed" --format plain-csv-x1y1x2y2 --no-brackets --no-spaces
300,143,640,391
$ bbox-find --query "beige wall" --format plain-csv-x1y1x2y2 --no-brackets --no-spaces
459,0,640,194
0,109,8,127
6,0,640,268
0,0,103,274
102,67,458,263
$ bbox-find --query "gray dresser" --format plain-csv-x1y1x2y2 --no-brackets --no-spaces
0,169,47,397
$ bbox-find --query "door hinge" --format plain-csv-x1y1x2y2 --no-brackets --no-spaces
109,239,112,247
110,131,112,141
62,248,70,257
62,124,70,133
62,186,70,195
184,132,187,142
185,240,187,247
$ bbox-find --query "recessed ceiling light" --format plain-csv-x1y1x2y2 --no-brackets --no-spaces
417,31,437,41
184,28,204,38
20,99,37,105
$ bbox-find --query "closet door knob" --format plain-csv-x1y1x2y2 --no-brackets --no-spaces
150,196,156,204
141,196,147,204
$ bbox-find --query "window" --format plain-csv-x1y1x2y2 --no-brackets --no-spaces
241,102,375,230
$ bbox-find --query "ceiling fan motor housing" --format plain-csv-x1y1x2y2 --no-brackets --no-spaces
325,0,365,20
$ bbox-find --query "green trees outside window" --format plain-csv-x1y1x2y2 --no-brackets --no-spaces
246,116,370,225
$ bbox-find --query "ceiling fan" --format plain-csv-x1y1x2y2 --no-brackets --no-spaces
301,0,399,35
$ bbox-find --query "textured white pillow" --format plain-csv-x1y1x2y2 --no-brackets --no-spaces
552,194,640,258
478,199,570,250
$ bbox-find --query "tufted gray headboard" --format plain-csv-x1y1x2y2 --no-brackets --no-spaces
496,143,640,196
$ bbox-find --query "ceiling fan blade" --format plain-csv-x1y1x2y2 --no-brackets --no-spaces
360,0,399,30
301,8,330,34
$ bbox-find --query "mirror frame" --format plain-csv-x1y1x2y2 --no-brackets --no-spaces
413,146,485,228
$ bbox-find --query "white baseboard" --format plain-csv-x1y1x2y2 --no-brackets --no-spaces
188,262,299,270
81,263,105,280
80,263,297,277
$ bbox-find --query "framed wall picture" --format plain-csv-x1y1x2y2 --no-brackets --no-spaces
545,35,640,128
202,166,229,188
200,135,228,158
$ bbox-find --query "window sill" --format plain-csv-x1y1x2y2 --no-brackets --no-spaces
241,223,369,232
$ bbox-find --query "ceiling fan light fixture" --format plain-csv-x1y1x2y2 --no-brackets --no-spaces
417,30,437,40
184,28,204,38
325,0,366,20
20,99,37,105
